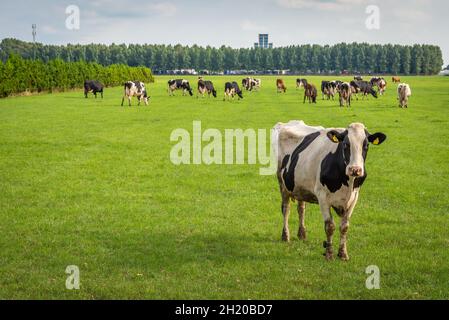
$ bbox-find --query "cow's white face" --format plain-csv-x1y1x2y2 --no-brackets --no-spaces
327,123,387,178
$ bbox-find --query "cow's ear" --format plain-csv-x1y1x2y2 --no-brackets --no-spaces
327,130,345,144
368,133,387,145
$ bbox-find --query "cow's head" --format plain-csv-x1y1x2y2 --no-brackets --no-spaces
327,123,387,178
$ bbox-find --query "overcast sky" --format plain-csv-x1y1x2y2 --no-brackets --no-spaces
1,0,448,66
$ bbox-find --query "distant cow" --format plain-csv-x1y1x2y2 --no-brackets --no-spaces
339,82,352,107
168,79,193,96
304,83,317,104
84,80,104,99
350,81,377,100
121,81,149,106
277,79,287,93
397,83,412,108
392,76,401,83
321,81,337,100
242,77,261,91
272,120,387,260
354,76,363,81
197,78,217,98
370,77,387,95
296,79,308,89
224,82,243,101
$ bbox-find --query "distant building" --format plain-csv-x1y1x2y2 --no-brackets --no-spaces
254,34,273,49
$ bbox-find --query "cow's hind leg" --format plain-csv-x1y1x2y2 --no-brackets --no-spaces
281,195,291,242
320,202,335,260
297,201,307,240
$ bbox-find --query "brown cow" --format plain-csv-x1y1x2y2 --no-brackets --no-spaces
303,83,317,104
392,76,401,83
277,79,287,93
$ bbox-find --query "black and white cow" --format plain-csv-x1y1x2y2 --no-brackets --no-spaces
224,82,243,101
273,120,387,260
168,79,193,96
321,81,337,100
84,80,104,99
338,82,352,107
121,81,149,106
242,77,261,91
350,80,378,100
197,78,217,98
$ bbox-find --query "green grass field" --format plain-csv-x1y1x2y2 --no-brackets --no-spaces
0,75,448,300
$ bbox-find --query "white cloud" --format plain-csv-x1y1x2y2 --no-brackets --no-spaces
241,20,267,32
150,2,177,17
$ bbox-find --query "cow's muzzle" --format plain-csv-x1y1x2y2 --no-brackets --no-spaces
348,166,363,178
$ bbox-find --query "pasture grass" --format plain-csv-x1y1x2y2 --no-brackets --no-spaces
0,75,448,299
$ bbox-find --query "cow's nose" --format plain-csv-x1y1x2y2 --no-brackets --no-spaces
349,166,363,177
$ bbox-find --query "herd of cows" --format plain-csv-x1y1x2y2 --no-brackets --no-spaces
83,75,413,261
84,75,412,109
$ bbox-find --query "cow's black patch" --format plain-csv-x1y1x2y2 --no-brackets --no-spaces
321,137,369,193
282,132,321,192
320,142,349,193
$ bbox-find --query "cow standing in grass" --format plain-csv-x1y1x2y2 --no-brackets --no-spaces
397,83,412,108
224,82,243,101
277,79,287,93
272,120,387,260
303,83,317,104
168,79,193,96
121,81,149,106
84,80,104,99
197,78,217,98
339,83,352,107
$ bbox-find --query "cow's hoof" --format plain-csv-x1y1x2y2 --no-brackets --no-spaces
298,229,307,241
325,251,334,261
338,251,350,261
282,232,290,243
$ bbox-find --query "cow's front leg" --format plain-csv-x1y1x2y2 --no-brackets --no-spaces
339,198,357,261
338,217,350,261
281,195,291,242
320,202,335,260
297,201,307,240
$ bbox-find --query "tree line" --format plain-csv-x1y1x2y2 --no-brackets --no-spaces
0,38,443,75
0,54,154,98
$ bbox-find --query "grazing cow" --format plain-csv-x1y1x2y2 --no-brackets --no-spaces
397,83,412,108
304,83,318,104
277,79,287,93
392,76,401,83
321,81,337,100
272,120,387,260
197,78,217,98
224,82,243,101
243,77,261,91
121,81,149,106
354,76,363,81
296,79,308,89
84,80,104,99
168,79,193,96
339,82,352,107
350,81,378,100
370,77,387,95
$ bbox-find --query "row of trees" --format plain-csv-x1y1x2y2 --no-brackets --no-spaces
0,54,153,98
0,38,444,75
